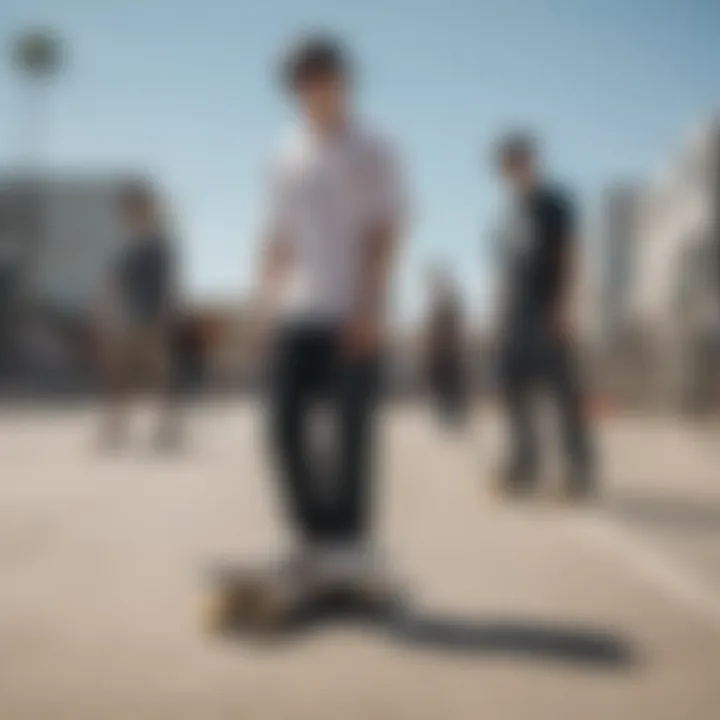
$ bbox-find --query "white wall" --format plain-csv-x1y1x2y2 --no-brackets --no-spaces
631,121,718,334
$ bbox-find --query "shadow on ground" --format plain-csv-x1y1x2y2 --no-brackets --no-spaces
603,493,720,534
219,596,637,669
392,612,635,667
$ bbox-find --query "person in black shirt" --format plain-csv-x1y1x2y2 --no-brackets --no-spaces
492,133,594,498
99,183,180,448
423,267,467,425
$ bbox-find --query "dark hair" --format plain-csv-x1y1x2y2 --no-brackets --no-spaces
281,34,349,90
119,181,154,216
494,131,538,167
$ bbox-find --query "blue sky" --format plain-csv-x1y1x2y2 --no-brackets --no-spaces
1,0,718,321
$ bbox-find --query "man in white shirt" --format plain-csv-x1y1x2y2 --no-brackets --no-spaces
254,35,405,582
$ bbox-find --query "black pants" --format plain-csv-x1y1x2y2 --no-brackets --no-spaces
269,323,381,544
498,322,592,488
429,354,467,425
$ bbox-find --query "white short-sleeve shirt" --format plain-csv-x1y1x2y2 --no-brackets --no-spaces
267,121,405,322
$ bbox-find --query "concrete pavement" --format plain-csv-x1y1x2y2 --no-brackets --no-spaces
0,402,718,719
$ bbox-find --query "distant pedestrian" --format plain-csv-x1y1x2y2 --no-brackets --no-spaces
99,182,181,449
423,266,467,425
490,132,594,499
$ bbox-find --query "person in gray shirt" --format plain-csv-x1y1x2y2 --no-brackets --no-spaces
99,183,180,449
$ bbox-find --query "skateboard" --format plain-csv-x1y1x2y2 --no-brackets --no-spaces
202,560,315,636
202,558,401,636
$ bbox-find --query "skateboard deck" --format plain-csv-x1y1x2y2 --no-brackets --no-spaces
202,559,402,636
202,561,314,635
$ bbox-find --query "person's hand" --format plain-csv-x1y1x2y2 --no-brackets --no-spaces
342,312,380,359
548,304,574,341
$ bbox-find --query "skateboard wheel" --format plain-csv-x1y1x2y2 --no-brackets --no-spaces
202,583,258,633
249,585,292,634
202,589,236,633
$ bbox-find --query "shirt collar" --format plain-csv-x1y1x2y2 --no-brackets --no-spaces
302,116,357,148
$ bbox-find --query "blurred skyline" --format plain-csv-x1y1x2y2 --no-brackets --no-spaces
0,0,718,322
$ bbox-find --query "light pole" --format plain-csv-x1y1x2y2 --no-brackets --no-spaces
10,29,65,168
4,30,66,352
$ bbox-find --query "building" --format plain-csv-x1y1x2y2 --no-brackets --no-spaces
630,118,720,410
0,173,148,316
595,184,641,344
0,173,150,387
576,184,645,404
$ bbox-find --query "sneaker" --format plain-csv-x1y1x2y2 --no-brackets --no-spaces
316,543,394,600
